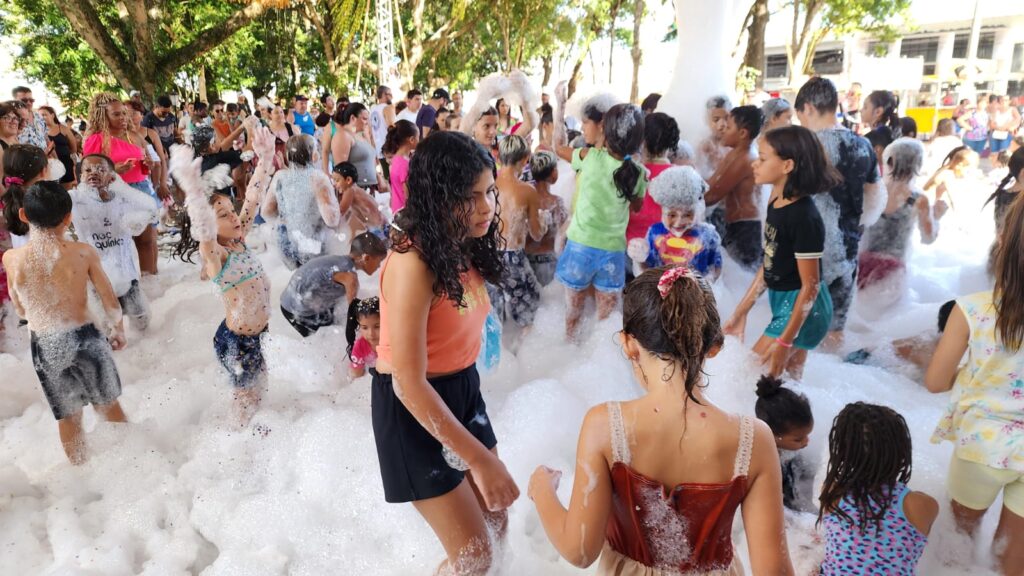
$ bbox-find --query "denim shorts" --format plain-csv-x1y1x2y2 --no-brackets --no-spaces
556,239,626,293
127,178,161,229
764,283,833,350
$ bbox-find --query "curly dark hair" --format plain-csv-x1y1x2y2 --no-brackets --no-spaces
817,402,913,534
172,192,227,264
390,131,504,305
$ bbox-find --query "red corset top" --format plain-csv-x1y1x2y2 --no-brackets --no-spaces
604,402,754,573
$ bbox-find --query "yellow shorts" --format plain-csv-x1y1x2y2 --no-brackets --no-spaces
948,455,1024,517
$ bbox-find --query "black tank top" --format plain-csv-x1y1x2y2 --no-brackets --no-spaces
48,129,75,183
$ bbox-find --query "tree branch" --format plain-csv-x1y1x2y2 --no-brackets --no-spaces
123,0,154,76
57,0,140,88
157,2,268,75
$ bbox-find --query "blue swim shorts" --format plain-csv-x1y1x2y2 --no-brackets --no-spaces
764,283,833,350
555,239,626,293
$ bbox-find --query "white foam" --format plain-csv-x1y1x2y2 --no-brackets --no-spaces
0,166,1007,574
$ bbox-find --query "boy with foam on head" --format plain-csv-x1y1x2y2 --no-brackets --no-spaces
70,154,160,331
627,165,723,282
2,181,128,464
279,231,388,337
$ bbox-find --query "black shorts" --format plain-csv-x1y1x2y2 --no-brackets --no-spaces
723,220,763,272
827,267,857,332
371,365,497,503
31,324,122,420
280,305,335,338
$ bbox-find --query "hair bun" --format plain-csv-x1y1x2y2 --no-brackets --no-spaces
755,374,785,398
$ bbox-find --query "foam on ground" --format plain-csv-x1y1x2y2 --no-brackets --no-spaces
0,171,1007,574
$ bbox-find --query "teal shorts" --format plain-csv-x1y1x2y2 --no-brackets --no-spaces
764,283,833,350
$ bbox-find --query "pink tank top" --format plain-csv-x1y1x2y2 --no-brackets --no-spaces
83,133,146,184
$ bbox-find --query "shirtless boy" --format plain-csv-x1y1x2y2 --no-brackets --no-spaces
705,105,764,272
3,181,128,464
490,134,546,329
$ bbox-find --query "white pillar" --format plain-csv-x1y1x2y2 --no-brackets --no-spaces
935,32,956,83
992,29,1016,96
660,0,744,146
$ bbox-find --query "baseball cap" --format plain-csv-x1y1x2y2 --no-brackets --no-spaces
432,88,450,101
295,95,309,101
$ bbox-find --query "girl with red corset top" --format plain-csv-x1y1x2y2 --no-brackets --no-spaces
529,265,794,575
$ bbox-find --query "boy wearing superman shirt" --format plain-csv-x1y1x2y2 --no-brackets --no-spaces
627,165,723,282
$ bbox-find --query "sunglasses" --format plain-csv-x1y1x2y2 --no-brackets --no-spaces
19,97,35,104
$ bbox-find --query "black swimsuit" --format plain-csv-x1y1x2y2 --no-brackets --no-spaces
49,130,76,183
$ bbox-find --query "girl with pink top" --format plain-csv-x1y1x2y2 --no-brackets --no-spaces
382,119,417,213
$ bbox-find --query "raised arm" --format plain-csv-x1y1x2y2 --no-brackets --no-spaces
552,81,568,148
529,404,614,568
168,144,224,279
239,122,276,235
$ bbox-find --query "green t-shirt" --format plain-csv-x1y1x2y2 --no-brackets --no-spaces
567,148,647,252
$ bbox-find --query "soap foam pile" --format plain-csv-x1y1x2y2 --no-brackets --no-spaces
0,174,1006,575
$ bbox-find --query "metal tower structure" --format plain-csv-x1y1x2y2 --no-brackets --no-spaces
376,0,396,86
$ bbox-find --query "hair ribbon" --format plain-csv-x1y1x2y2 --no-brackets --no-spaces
624,154,632,162
657,265,695,298
3,176,24,186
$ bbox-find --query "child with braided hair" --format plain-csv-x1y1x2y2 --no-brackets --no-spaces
530,265,793,575
818,402,937,575
169,121,277,426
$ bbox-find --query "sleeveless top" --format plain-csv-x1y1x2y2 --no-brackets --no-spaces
604,403,752,573
376,252,491,374
862,190,919,259
293,111,315,136
49,129,75,183
370,103,389,158
348,136,379,187
932,291,1024,472
273,165,334,254
821,483,927,575
212,244,264,293
83,133,145,184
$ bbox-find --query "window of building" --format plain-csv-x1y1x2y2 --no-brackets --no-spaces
900,36,939,75
811,48,844,75
1013,43,1023,73
765,54,788,79
953,31,996,59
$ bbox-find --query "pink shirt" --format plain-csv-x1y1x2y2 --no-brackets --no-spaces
626,163,672,241
84,133,146,184
389,154,410,213
350,337,377,370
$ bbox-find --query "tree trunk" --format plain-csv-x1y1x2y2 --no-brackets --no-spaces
198,64,208,104
542,54,553,87
608,11,616,84
629,0,644,103
55,0,267,101
568,51,588,98
786,0,824,86
742,0,769,88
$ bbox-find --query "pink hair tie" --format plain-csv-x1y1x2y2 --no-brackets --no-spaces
657,266,696,298
3,176,24,186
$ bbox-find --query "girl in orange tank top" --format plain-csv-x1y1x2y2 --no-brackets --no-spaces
370,131,519,576
529,266,795,575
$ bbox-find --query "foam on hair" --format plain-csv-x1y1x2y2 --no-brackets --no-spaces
648,166,708,212
882,137,924,182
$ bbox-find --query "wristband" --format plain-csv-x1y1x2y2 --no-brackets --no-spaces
775,338,793,349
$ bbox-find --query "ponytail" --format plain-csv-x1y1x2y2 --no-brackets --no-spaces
382,120,417,156
345,298,361,361
985,147,1024,209
613,160,642,203
867,90,901,137
2,144,48,236
602,104,645,202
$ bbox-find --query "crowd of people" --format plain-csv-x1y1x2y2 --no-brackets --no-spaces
0,73,1023,575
